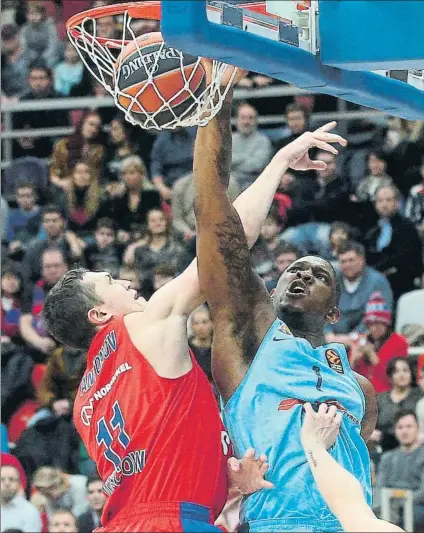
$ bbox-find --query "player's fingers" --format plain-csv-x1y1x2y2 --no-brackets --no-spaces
258,453,267,463
244,448,256,459
318,403,328,416
315,121,337,132
335,412,343,427
227,457,240,471
313,132,347,146
311,139,339,154
308,160,327,170
326,404,338,420
261,479,275,490
303,402,314,416
259,462,270,476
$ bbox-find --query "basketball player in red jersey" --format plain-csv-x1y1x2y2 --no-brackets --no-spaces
42,90,300,532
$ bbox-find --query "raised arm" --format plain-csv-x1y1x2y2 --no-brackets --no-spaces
194,87,276,399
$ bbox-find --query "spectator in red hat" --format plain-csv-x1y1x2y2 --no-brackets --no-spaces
350,292,409,393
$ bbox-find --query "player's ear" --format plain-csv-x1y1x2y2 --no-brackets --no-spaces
87,307,112,326
326,306,340,324
270,288,276,300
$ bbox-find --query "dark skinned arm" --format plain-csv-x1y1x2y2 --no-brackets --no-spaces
354,372,377,442
194,91,276,401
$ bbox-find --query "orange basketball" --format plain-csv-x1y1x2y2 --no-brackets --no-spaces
114,32,206,127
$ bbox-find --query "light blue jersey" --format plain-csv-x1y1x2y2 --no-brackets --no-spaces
224,319,372,532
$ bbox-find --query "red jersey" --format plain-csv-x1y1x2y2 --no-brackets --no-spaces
73,317,230,526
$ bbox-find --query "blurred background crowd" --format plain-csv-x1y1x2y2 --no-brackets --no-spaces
1,1,424,532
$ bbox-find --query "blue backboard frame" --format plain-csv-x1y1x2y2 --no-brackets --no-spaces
160,0,424,119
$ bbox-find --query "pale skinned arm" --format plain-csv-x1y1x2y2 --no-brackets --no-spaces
301,403,403,533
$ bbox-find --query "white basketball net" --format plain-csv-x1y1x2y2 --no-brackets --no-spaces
67,9,236,130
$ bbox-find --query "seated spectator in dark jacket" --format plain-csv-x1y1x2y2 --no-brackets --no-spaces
349,292,409,393
373,358,423,452
22,205,82,284
150,127,196,201
77,475,105,533
19,248,68,363
326,241,393,344
405,158,424,243
13,63,69,159
64,162,102,237
375,410,424,531
364,184,423,301
6,182,42,259
282,151,350,258
103,155,161,242
82,218,123,279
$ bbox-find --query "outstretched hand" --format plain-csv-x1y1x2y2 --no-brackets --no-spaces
227,448,275,495
301,402,343,450
278,122,347,171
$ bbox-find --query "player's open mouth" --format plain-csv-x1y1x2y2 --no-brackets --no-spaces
286,280,307,297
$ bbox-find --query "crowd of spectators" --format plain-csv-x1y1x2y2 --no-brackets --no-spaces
1,1,424,532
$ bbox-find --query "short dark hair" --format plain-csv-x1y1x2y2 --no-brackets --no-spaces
286,102,309,119
86,473,102,488
394,409,418,427
96,217,116,232
43,268,101,350
337,240,365,258
41,246,68,265
237,101,257,115
42,205,63,219
368,149,386,163
386,356,412,379
275,241,302,260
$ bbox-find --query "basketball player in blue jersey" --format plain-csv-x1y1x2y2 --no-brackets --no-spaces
301,402,403,533
193,83,377,532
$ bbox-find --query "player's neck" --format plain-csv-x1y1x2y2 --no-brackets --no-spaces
283,312,325,348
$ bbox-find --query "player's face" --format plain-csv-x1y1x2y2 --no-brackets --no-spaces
274,256,339,321
87,480,106,512
84,272,147,325
394,414,419,446
49,512,78,533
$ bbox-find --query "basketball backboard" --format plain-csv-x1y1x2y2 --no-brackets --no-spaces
161,0,424,119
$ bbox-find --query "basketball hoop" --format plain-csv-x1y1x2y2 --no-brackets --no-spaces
66,1,237,130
